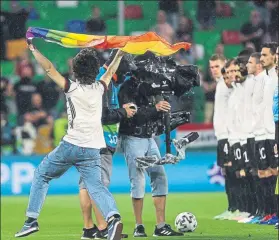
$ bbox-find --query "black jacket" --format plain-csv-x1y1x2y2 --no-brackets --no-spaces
101,106,127,154
118,77,163,138
101,79,127,125
100,80,127,154
102,107,126,125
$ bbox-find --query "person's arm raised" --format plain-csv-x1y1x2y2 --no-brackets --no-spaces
99,49,125,89
28,42,66,90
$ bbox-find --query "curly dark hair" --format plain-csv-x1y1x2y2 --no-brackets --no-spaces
72,48,100,84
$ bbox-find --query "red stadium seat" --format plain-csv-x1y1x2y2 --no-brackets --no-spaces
124,5,143,19
222,31,241,44
217,3,233,17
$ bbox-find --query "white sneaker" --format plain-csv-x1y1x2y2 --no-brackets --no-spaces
231,212,250,221
214,210,231,220
240,212,251,218
238,216,254,223
224,210,240,220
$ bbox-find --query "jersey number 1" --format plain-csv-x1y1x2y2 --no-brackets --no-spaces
243,151,249,163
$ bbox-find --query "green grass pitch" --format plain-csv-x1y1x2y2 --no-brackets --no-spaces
1,193,277,240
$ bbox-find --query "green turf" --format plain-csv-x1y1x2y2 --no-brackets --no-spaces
1,193,277,240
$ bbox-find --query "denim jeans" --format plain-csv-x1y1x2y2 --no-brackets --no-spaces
79,152,113,189
119,135,168,198
26,140,119,220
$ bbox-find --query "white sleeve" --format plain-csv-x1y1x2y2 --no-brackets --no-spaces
92,81,106,95
241,77,255,139
228,84,239,145
253,74,269,140
64,80,78,96
235,84,246,143
227,98,233,137
213,82,222,139
263,76,276,139
213,81,231,140
98,81,107,94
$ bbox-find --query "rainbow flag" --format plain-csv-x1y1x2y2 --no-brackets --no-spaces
26,27,191,56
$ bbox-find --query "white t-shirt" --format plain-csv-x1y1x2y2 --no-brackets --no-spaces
63,80,106,149
213,77,232,140
241,75,256,140
228,82,244,145
252,71,266,139
253,70,276,140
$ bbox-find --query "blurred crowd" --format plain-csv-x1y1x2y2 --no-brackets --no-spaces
1,56,70,156
1,0,278,155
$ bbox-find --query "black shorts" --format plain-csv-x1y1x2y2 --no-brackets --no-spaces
243,138,256,169
231,142,243,171
255,140,269,170
242,144,250,171
265,139,278,168
217,139,230,167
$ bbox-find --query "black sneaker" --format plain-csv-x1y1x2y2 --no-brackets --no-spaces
120,233,129,238
133,225,147,237
107,215,123,240
95,228,128,239
15,220,39,238
95,228,108,239
153,224,184,237
81,226,98,239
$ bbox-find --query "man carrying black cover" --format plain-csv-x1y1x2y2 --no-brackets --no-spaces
117,53,199,237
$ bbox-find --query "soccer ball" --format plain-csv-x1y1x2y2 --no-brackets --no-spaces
175,212,197,232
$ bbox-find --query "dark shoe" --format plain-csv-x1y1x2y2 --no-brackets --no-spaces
15,220,39,238
153,224,184,237
95,228,128,239
120,233,128,238
81,226,98,239
95,228,108,239
107,216,123,240
133,225,147,237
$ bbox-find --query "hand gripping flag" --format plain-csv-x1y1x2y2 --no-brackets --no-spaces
26,27,191,56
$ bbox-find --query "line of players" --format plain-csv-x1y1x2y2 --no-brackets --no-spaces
211,42,278,229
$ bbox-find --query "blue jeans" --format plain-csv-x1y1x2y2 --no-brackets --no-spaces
119,135,168,198
26,140,119,220
79,152,113,189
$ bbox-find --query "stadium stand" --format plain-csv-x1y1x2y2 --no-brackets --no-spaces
0,1,255,127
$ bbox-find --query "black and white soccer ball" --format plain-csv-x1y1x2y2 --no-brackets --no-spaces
175,212,197,232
